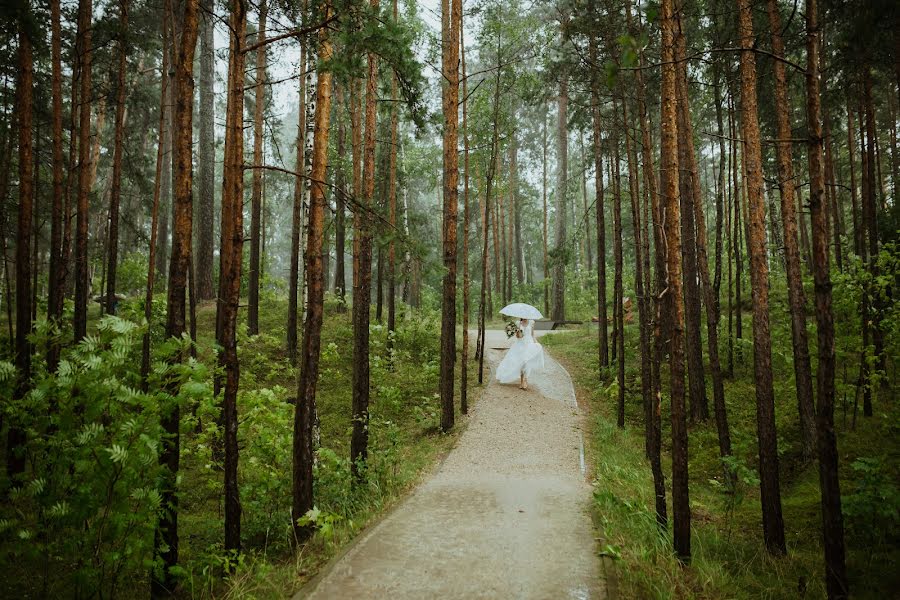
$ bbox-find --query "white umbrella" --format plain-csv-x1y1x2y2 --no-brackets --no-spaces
499,303,543,320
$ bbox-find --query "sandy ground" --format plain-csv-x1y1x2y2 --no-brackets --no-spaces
298,329,604,599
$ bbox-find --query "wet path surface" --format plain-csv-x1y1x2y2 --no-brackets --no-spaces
299,329,604,599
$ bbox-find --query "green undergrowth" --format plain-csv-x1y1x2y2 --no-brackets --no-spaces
542,307,898,599
0,294,480,599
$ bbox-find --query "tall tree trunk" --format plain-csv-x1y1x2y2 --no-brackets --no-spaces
660,0,688,560
580,133,592,273
9,4,34,480
478,29,502,385
589,28,608,366
766,0,817,461
352,1,379,474
551,16,569,322
510,124,523,285
140,2,171,388
196,0,215,301
674,13,708,422
292,3,333,541
862,68,884,378
460,19,470,414
542,102,550,318
248,0,267,336
47,0,65,370
738,0,787,556
386,0,399,356
334,82,347,307
287,39,309,363
612,99,624,428
214,0,246,557
729,96,743,362
439,0,460,432
805,1,849,595
847,101,861,256
857,94,872,417
153,0,199,592
73,0,94,343
105,0,129,315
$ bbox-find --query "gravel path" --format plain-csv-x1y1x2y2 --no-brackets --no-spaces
298,329,604,599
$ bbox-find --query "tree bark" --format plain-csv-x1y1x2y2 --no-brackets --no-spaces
674,13,708,422
589,27,608,367
766,0,817,461
660,0,689,560
386,0,399,355
9,5,34,480
551,16,569,322
196,0,216,301
439,0,460,432
105,0,129,315
287,38,308,364
352,1,379,473
805,1,849,595
248,0,267,336
292,3,333,540
738,0,787,556
153,0,199,592
73,0,93,343
862,68,884,378
612,99,624,428
460,19,470,414
334,82,347,307
846,101,860,256
542,102,550,318
47,0,65,371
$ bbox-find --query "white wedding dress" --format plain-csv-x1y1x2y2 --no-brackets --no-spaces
495,320,544,384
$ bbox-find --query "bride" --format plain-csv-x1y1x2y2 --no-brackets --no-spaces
496,318,544,390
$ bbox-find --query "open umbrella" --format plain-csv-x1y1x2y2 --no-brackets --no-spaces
499,302,543,320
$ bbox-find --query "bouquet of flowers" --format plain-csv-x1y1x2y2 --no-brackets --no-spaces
505,321,519,339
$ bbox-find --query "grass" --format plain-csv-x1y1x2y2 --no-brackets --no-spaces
541,306,898,599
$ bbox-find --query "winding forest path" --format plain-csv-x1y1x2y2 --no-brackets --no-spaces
299,329,605,599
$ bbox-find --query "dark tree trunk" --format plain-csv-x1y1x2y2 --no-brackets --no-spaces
551,16,568,322
674,17,708,422
9,6,34,480
862,69,884,379
287,41,308,364
387,0,399,351
334,83,347,307
805,1,849,595
612,99,624,428
439,0,460,432
105,0,129,316
73,0,93,343
292,3,333,541
738,0,787,556
460,19,470,414
767,0,817,461
248,0,267,336
153,0,199,592
196,0,215,301
140,3,170,388
589,16,608,368
847,101,860,256
352,4,379,474
542,103,550,318
47,0,65,371
660,0,688,559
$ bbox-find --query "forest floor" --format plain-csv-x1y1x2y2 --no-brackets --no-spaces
298,329,606,599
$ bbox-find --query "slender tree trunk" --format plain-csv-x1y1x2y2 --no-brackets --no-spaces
767,0,817,461
542,102,550,318
47,0,65,370
292,4,333,541
386,0,399,355
580,133,593,273
9,5,34,480
590,24,608,367
862,69,884,378
439,0,460,432
660,0,689,560
847,101,861,256
460,19,470,414
730,96,743,361
805,1,849,595
287,39,309,362
196,0,215,301
738,0,787,555
334,82,347,307
551,16,569,322
674,14,708,422
73,0,94,343
612,98,624,428
478,29,502,385
857,94,872,417
511,125,523,285
352,1,379,474
153,0,199,592
141,2,170,388
247,0,267,336
105,0,129,316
